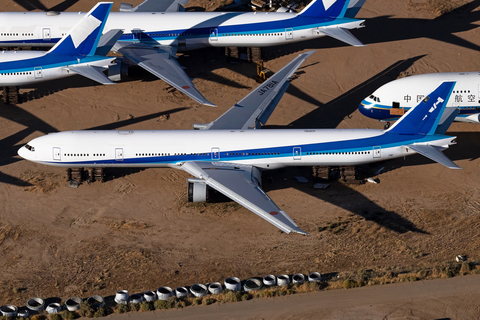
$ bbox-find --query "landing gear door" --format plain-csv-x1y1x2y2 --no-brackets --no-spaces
53,147,61,161
285,28,293,40
373,146,381,158
115,148,123,161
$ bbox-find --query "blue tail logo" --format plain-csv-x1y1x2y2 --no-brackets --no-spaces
386,81,456,136
47,2,112,56
299,0,349,18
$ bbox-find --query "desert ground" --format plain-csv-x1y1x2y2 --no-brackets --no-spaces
1,0,480,318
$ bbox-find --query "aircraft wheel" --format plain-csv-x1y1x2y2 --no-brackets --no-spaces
384,122,391,129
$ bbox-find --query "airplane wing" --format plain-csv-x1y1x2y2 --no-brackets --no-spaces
181,161,308,235
198,51,315,130
318,26,365,47
406,144,461,169
66,65,115,85
114,42,216,107
131,0,189,12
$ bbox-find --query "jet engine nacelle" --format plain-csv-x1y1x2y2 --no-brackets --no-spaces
187,178,209,202
108,58,129,82
455,113,480,124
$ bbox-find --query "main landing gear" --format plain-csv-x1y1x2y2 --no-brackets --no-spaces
383,122,391,130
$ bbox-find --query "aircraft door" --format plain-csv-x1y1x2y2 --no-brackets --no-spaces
293,147,301,160
211,147,220,160
285,28,293,40
373,146,381,158
42,28,51,41
210,28,218,41
115,148,124,161
34,67,43,79
53,147,61,161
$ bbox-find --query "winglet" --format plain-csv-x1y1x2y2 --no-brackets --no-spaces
386,81,456,135
47,2,113,56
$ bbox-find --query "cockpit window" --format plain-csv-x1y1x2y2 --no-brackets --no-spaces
25,144,35,152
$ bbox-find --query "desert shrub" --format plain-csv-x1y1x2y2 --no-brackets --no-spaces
153,300,171,310
60,310,75,320
31,315,46,320
202,297,215,305
443,267,454,278
139,301,153,312
191,298,202,306
241,294,249,301
93,307,109,318
343,279,360,289
115,303,128,314
224,290,242,302
78,302,95,318
460,262,472,274
409,276,418,282
49,314,62,320
128,303,139,312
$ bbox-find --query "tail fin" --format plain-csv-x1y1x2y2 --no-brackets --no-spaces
386,81,456,136
47,2,113,56
299,0,349,18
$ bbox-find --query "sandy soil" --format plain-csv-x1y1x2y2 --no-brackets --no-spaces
1,0,480,318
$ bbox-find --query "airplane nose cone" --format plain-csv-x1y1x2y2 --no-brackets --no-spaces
17,146,28,160
358,100,372,117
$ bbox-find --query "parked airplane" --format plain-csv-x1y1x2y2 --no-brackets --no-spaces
18,51,460,235
0,0,367,106
0,2,122,93
359,72,480,128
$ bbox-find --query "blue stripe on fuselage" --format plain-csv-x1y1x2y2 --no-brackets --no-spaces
0,55,110,73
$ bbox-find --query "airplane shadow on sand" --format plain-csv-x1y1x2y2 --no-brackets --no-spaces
13,0,79,12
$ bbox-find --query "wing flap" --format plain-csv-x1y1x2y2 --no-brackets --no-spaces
318,26,365,47
181,161,308,235
116,44,215,106
407,144,461,169
205,51,315,130
67,65,115,85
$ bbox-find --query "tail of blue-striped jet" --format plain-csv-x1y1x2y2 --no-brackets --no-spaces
386,81,456,136
386,81,461,169
47,2,112,56
299,0,350,18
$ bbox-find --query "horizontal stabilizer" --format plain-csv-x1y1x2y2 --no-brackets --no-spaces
435,107,459,135
205,51,315,130
116,44,215,106
67,65,115,85
95,29,124,56
407,144,461,169
181,161,308,235
318,26,365,47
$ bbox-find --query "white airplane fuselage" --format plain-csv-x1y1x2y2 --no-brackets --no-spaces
0,11,364,51
18,129,455,169
0,51,113,86
359,72,480,123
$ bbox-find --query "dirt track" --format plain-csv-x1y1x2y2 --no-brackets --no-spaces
1,0,480,318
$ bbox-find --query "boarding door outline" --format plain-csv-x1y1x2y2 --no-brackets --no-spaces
285,28,293,40
293,147,301,160
42,28,51,41
53,147,61,161
211,147,220,160
373,146,381,158
210,28,218,41
34,67,43,79
115,148,124,161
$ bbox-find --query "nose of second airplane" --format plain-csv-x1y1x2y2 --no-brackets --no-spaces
358,99,374,117
17,145,28,160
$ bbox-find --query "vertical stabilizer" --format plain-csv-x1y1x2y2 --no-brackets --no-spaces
386,81,455,135
47,2,113,56
299,0,349,18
